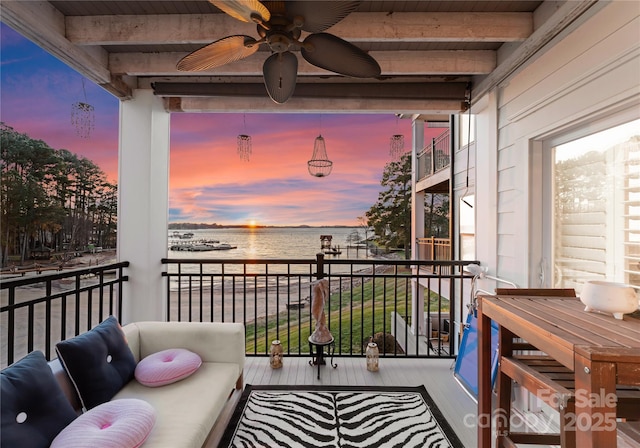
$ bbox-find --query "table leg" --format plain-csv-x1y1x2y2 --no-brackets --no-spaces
329,341,337,369
574,353,618,448
496,327,514,445
478,304,493,448
316,344,326,366
308,343,326,380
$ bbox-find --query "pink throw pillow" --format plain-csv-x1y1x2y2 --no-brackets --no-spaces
50,399,155,448
135,348,202,387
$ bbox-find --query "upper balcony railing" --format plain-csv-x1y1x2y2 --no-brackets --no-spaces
417,129,451,182
1,256,477,368
416,237,451,263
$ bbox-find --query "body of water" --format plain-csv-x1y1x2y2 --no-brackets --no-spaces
167,227,373,260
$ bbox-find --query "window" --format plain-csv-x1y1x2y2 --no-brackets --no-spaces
551,119,640,291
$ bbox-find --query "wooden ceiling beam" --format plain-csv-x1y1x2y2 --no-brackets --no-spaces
110,50,495,76
166,96,465,114
153,82,468,100
473,0,600,100
66,12,532,45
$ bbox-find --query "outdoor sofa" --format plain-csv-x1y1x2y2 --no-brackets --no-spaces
1,319,245,448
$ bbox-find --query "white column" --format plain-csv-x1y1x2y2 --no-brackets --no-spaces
474,92,499,293
117,90,170,324
411,118,425,334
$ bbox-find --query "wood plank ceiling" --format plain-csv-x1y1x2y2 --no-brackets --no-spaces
0,1,599,114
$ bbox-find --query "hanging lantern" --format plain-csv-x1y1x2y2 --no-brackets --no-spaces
308,135,333,177
389,134,405,160
71,79,95,139
237,134,252,162
366,342,379,371
237,114,252,161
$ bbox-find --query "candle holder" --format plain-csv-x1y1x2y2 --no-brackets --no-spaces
270,340,283,369
366,342,379,372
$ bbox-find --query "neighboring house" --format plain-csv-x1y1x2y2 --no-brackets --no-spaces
412,1,639,302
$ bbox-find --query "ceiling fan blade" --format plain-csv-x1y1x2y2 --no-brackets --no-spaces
302,33,381,78
177,36,259,71
209,0,270,24
263,51,298,104
285,1,360,33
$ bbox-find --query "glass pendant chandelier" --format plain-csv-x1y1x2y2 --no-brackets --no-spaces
237,114,252,162
71,79,95,139
307,135,333,177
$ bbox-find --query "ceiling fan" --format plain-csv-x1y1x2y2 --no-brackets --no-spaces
176,0,381,104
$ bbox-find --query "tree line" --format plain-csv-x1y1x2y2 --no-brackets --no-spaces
0,124,117,266
365,152,449,258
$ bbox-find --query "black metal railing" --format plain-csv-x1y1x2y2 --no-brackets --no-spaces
417,128,451,181
162,255,477,359
0,262,129,367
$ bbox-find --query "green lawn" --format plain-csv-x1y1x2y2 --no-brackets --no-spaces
245,272,450,355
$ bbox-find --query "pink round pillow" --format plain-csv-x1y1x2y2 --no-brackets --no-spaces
135,348,202,387
50,399,155,448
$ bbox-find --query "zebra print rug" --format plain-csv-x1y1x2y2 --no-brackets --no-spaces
218,385,463,448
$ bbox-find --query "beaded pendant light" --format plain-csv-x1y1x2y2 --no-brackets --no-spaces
389,115,405,160
237,114,252,162
71,79,95,139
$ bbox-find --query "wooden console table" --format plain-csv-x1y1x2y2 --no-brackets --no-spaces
478,294,640,448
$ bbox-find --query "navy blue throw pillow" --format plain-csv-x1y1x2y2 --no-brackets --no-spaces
55,316,136,410
1,350,78,448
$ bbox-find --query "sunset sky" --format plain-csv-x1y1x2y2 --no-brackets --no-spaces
1,23,443,226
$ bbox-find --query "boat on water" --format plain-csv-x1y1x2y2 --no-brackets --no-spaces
188,244,214,251
323,247,342,255
168,241,236,252
170,231,195,239
210,243,236,250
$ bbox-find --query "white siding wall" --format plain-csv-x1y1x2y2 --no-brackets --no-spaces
474,1,640,287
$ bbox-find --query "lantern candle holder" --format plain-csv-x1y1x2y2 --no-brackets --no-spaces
366,342,379,372
270,340,283,369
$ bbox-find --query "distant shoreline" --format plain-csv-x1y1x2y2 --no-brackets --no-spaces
168,223,359,230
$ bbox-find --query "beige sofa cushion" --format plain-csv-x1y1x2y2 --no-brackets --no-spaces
113,361,238,448
122,321,245,368
114,321,245,448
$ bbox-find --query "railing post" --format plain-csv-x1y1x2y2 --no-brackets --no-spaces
315,253,325,279
431,137,436,174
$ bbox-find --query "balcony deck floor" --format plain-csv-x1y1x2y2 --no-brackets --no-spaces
242,356,477,447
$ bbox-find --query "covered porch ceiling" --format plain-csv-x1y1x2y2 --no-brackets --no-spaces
1,0,599,115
